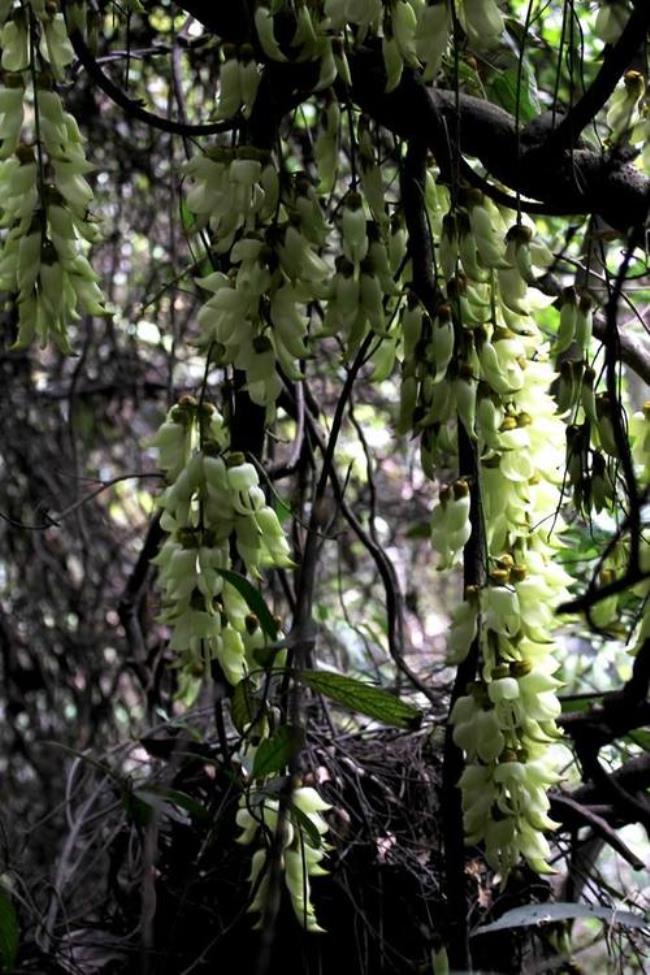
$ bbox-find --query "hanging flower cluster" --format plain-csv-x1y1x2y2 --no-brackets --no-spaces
248,0,501,112
162,0,648,916
184,146,330,413
398,175,571,877
552,285,633,530
236,785,331,932
549,276,643,639
215,42,260,120
151,396,334,928
184,129,403,409
594,3,650,171
0,1,107,351
183,0,513,414
150,396,293,700
322,190,402,356
606,69,645,144
629,402,650,656
595,0,631,44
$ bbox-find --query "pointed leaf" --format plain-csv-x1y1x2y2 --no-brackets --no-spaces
133,790,191,825
145,787,209,821
290,804,322,850
252,725,304,779
487,63,540,122
231,677,262,734
0,888,18,975
300,671,422,729
473,902,648,936
216,569,278,640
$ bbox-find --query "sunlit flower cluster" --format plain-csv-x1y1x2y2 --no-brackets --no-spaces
185,1,513,410
399,173,570,877
0,0,107,351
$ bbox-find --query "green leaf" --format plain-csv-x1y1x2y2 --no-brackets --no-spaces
0,888,18,975
274,498,293,524
625,729,650,752
405,521,431,539
252,725,304,779
559,693,604,714
300,671,422,730
231,677,262,734
148,788,209,821
473,902,648,936
180,200,196,233
252,642,286,669
133,790,191,825
290,803,322,850
259,775,291,798
123,791,153,827
216,569,278,640
487,63,540,122
454,57,484,98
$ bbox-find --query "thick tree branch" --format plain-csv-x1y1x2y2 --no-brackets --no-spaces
559,694,650,747
280,382,441,710
559,634,650,838
349,56,650,231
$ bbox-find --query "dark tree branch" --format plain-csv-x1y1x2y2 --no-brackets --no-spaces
268,381,305,480
400,139,486,972
574,744,650,833
349,57,650,231
569,752,650,810
557,562,650,614
559,633,650,838
62,2,240,137
546,0,650,153
279,381,441,709
559,691,650,747
550,793,645,870
592,312,650,385
118,511,164,700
